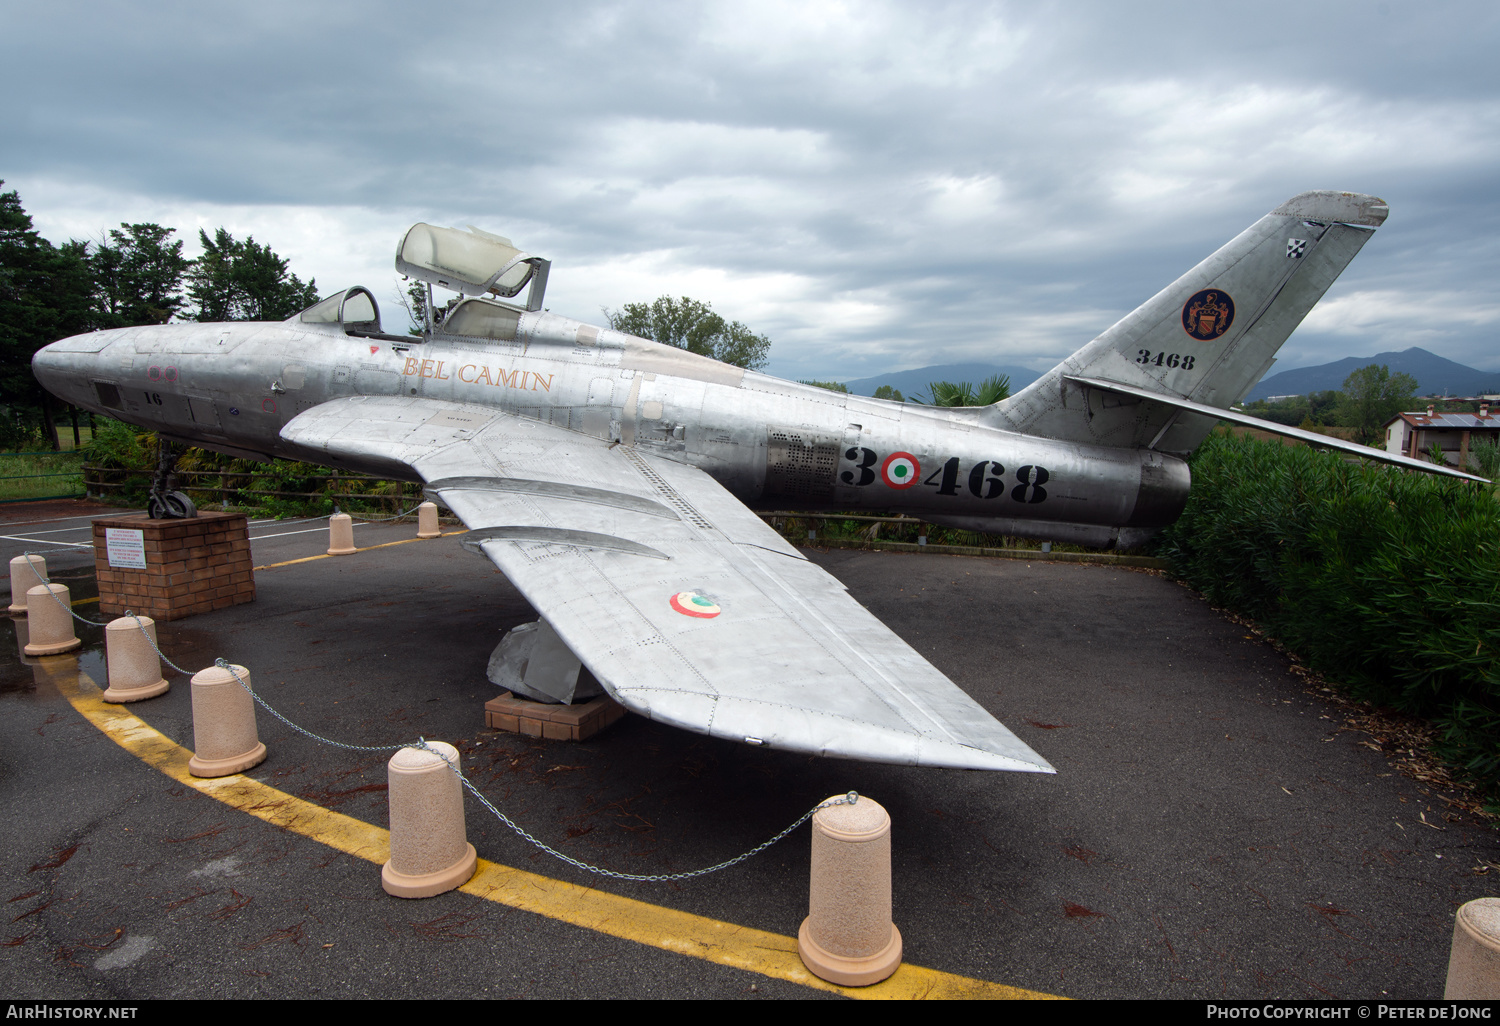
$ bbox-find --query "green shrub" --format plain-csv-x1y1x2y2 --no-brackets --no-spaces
1156,432,1500,794
78,418,422,517
80,417,155,470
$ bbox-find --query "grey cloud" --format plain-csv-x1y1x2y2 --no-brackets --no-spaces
3,0,1497,381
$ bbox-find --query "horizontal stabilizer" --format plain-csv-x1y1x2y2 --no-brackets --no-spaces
1064,375,1490,483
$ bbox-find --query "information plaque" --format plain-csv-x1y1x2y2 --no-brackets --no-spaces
105,528,147,569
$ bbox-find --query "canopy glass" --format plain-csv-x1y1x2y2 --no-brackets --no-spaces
295,286,381,330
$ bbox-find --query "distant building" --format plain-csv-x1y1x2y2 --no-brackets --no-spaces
1384,403,1500,466
1262,395,1302,403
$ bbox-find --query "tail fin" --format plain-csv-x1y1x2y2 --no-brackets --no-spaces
987,191,1388,452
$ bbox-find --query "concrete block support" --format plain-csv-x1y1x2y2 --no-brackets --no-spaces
382,742,477,898
8,554,46,614
23,584,81,656
798,795,903,987
1446,897,1500,998
327,513,356,555
103,616,170,702
187,663,267,778
417,501,441,539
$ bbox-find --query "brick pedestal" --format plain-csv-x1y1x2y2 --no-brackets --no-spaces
93,513,254,621
484,691,626,741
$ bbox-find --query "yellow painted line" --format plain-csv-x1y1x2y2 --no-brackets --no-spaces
41,657,1059,1000
253,528,469,571
71,596,99,607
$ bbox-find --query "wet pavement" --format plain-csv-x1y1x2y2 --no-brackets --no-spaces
0,500,1495,999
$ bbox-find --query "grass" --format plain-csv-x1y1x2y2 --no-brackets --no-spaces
765,513,1108,554
0,450,85,501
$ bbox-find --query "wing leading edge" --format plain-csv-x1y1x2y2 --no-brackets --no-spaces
282,396,1054,774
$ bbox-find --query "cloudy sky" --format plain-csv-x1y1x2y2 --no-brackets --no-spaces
3,1,1497,382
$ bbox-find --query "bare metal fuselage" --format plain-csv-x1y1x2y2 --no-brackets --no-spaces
34,311,1189,547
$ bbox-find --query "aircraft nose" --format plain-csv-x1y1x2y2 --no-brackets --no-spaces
31,336,96,405
32,339,69,383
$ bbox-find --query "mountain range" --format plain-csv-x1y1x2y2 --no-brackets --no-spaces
838,348,1499,403
1245,347,1500,401
842,362,1041,399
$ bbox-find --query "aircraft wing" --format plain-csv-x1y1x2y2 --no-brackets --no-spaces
283,395,1054,773
1064,375,1491,483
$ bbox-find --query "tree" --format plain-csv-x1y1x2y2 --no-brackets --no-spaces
912,374,1010,407
397,279,429,336
1336,364,1419,445
605,295,771,369
1308,390,1342,425
92,223,189,326
1242,395,1310,426
800,379,848,393
872,385,904,402
0,183,97,447
187,228,319,322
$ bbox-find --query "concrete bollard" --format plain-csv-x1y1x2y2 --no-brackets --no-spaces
382,742,477,898
187,663,267,777
102,616,170,702
327,512,356,555
416,501,441,539
8,554,46,614
1446,897,1500,998
798,794,902,987
23,584,81,656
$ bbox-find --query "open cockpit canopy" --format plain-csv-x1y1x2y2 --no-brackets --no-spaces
395,223,550,312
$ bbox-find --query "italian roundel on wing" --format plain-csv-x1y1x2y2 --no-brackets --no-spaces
669,591,722,619
881,452,921,489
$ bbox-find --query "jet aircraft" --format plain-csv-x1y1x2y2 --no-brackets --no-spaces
32,191,1480,775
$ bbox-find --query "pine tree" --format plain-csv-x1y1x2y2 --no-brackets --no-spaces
0,183,97,446
186,228,319,322
91,223,189,326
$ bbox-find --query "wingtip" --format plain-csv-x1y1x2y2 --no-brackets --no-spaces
930,745,1057,774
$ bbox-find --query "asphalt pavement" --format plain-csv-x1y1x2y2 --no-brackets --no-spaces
0,499,1494,1000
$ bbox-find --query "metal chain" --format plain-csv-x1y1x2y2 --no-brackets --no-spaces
17,492,434,626
452,774,855,882
335,499,429,524
203,657,413,755
251,513,329,529
14,545,96,557
19,553,111,627
15,552,843,882
197,659,853,882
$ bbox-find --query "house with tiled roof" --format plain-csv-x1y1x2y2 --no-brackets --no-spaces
1383,403,1500,467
